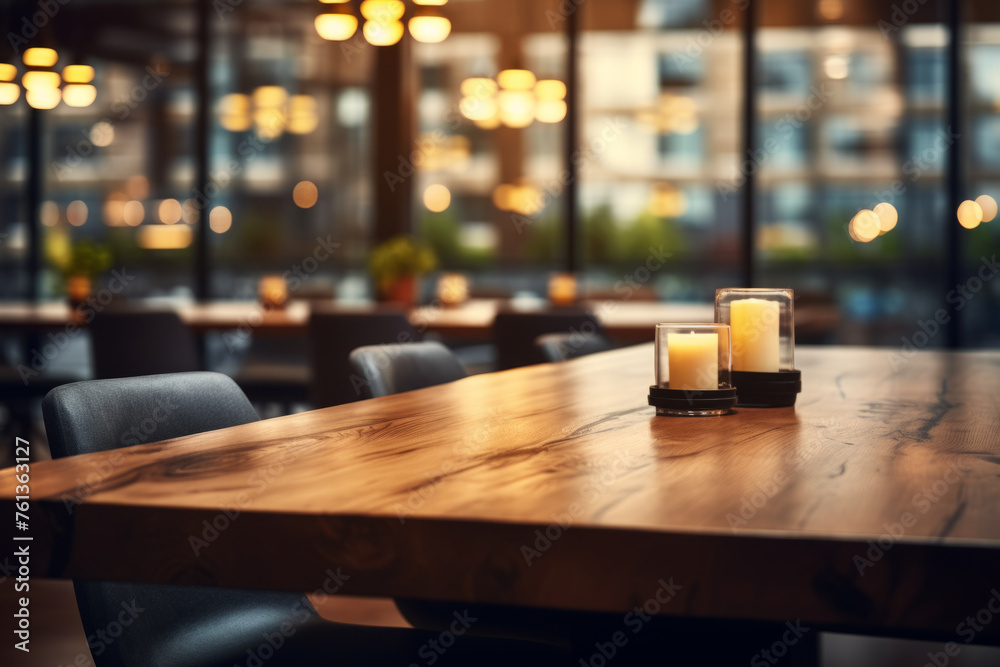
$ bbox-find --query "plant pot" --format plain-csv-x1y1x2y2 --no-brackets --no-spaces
381,275,418,307
66,275,92,308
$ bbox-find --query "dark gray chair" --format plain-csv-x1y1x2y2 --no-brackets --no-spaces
308,308,419,407
89,309,199,379
492,309,603,370
536,332,615,363
42,372,567,667
349,341,467,399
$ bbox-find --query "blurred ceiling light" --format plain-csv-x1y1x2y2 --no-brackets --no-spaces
498,69,536,91
138,225,193,250
23,48,58,68
90,121,115,147
253,86,288,109
975,194,997,222
62,65,94,83
337,88,369,127
409,9,451,44
817,0,844,21
293,181,320,209
287,95,319,135
460,78,498,100
957,200,983,229
158,199,183,225
873,202,898,233
103,193,128,226
413,0,448,4
0,83,19,105
209,206,233,234
67,200,88,227
535,100,567,124
63,84,97,107
123,200,145,227
219,93,252,132
638,93,699,135
492,184,514,211
22,70,60,90
254,108,286,140
0,64,15,81
40,201,60,227
423,184,452,212
823,54,849,80
534,80,567,101
125,175,150,200
25,86,60,110
850,209,880,242
459,94,497,122
362,19,405,46
315,1,359,41
497,90,535,128
494,182,543,216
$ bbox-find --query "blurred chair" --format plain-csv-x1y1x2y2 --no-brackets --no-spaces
536,332,615,363
308,308,419,407
349,341,466,399
89,308,199,379
232,336,310,408
492,309,602,370
42,372,566,667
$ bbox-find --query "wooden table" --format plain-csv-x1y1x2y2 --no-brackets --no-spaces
4,345,999,648
0,299,713,342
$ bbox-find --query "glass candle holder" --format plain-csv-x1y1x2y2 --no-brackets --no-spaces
648,323,737,417
715,288,802,407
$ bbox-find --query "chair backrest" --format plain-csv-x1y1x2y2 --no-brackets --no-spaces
536,332,615,363
492,309,602,370
41,373,298,667
89,309,199,379
349,341,467,399
308,308,419,407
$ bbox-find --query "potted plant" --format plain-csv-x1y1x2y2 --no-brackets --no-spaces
46,233,113,306
368,236,437,306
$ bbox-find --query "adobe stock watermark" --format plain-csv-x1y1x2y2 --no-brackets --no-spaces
7,0,71,55
545,0,587,30
877,0,932,40
671,0,751,71
750,620,811,667
407,610,478,667
577,578,683,667
853,459,969,576
921,588,1000,667
889,254,999,371
17,268,135,385
718,84,833,202
864,127,960,215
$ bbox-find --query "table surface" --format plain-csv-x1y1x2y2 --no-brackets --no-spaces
5,345,998,641
0,299,714,341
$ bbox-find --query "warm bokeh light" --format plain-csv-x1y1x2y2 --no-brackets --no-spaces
219,93,252,132
315,13,359,41
258,275,289,307
293,181,319,209
498,90,535,128
26,87,60,110
22,70,60,90
460,96,497,122
873,202,898,233
63,84,97,108
650,183,687,218
535,100,567,124
125,175,150,200
492,184,514,211
0,64,15,81
460,78,498,99
413,0,448,4
423,184,452,212
23,48,58,68
254,108,286,140
210,206,233,234
62,65,95,83
91,121,115,147
67,200,88,227
138,225,193,250
362,19,404,46
0,83,19,105
182,200,201,224
957,200,983,229
287,95,319,135
818,0,845,21
360,0,405,21
409,15,451,43
498,69,537,91
850,209,880,242
40,201,60,227
975,194,997,223
158,199,183,225
103,193,128,226
548,273,578,307
534,80,567,101
253,86,288,110
823,54,849,80
437,273,468,306
123,200,145,227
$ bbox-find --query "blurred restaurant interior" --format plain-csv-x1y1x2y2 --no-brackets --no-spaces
2,0,1000,664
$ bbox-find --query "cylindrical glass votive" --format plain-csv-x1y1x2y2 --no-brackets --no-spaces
714,288,802,407
648,323,737,417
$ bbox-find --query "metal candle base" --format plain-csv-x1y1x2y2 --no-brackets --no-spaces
731,370,802,408
648,385,738,417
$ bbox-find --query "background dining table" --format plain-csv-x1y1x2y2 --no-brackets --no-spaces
3,344,998,656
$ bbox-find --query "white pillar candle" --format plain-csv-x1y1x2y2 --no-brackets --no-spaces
668,332,718,391
731,298,780,372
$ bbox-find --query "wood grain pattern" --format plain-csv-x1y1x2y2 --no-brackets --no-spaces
4,346,999,643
